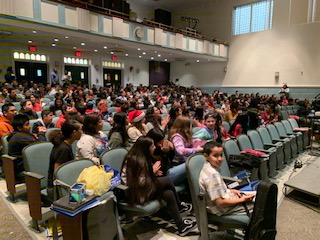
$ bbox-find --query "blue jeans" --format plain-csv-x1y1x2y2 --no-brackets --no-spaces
167,163,186,186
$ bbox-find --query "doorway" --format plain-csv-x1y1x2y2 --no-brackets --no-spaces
15,61,48,86
103,68,122,91
64,65,89,85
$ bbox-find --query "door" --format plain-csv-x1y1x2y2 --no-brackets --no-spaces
103,68,122,91
15,61,48,86
64,65,89,85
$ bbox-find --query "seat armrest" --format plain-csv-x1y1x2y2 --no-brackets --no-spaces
264,143,278,148
222,176,242,183
273,139,286,143
255,149,272,154
116,184,128,191
24,171,44,180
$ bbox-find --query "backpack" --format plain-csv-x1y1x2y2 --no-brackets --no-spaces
245,181,278,240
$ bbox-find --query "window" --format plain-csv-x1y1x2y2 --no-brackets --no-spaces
233,0,274,35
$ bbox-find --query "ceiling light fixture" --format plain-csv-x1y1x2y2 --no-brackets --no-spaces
139,55,142,58
197,60,200,63
94,49,98,52
73,47,77,49
165,59,167,62
65,36,69,39
28,40,32,43
54,38,59,42
125,53,128,56
52,43,56,47
103,46,108,49
157,54,161,57
142,52,146,55
137,48,141,51
32,30,37,34
110,51,114,54
151,57,154,60
81,42,85,46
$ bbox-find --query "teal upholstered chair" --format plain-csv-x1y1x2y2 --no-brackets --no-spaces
288,118,310,148
281,120,304,152
247,130,277,177
54,159,123,240
100,148,161,219
257,127,286,169
186,153,250,240
22,142,54,231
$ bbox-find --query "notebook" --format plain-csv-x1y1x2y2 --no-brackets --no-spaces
52,195,96,213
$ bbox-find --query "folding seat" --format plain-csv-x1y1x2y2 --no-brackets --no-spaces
247,130,277,177
236,134,269,181
186,154,250,240
288,118,310,148
222,121,230,133
273,122,298,158
223,139,259,181
257,127,286,169
266,124,294,163
281,120,304,152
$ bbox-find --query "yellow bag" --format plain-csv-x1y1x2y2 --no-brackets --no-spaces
77,165,113,196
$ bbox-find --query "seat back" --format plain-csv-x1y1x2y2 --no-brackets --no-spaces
100,148,128,172
257,127,273,144
186,153,208,238
108,107,118,113
247,130,264,150
55,110,62,117
266,124,280,140
280,111,289,120
236,134,253,151
220,153,231,177
22,142,53,188
45,127,61,141
288,118,299,129
29,119,39,133
274,122,287,137
55,159,94,197
281,120,293,133
222,121,230,133
1,134,9,155
229,119,235,126
223,139,241,159
42,98,51,106
102,121,112,131
13,102,21,111
52,116,59,126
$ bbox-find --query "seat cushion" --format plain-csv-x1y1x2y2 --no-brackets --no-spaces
208,212,250,227
119,200,161,216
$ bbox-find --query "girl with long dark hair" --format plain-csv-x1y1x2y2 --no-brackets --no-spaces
121,136,196,236
108,112,130,149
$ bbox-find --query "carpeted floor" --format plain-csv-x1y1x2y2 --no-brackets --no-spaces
276,197,320,240
0,193,33,240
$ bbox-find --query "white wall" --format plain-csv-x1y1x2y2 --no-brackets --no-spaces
170,0,320,87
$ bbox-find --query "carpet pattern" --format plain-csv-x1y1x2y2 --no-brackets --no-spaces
276,197,320,240
0,194,32,240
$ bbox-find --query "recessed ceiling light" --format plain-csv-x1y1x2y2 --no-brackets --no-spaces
65,36,69,39
116,45,118,47
197,60,200,63
32,31,37,34
28,40,32,43
103,46,108,49
54,38,59,42
139,55,142,58
170,53,172,55
110,51,114,54
155,51,157,53
165,59,167,62
142,52,146,55
73,47,77,49
137,48,141,51
157,54,161,57
81,42,85,46
151,57,154,60
94,49,98,52
125,53,128,56
52,43,56,47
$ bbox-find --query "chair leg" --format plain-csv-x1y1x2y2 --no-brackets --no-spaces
31,219,41,232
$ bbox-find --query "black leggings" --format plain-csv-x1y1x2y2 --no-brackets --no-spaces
156,176,183,226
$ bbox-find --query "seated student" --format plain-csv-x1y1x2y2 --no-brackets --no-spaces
32,109,55,136
229,113,249,137
121,136,196,236
55,104,74,128
192,113,217,141
108,112,131,149
19,99,38,120
47,120,83,195
85,102,96,115
127,110,148,143
199,141,255,216
8,114,46,178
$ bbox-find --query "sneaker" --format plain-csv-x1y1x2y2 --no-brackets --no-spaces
180,202,193,215
178,218,197,236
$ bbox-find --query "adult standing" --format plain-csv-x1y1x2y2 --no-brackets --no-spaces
50,68,59,87
4,67,16,84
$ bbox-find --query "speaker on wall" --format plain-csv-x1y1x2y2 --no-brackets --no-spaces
155,9,171,26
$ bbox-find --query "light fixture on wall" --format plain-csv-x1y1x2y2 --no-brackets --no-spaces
224,67,227,72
